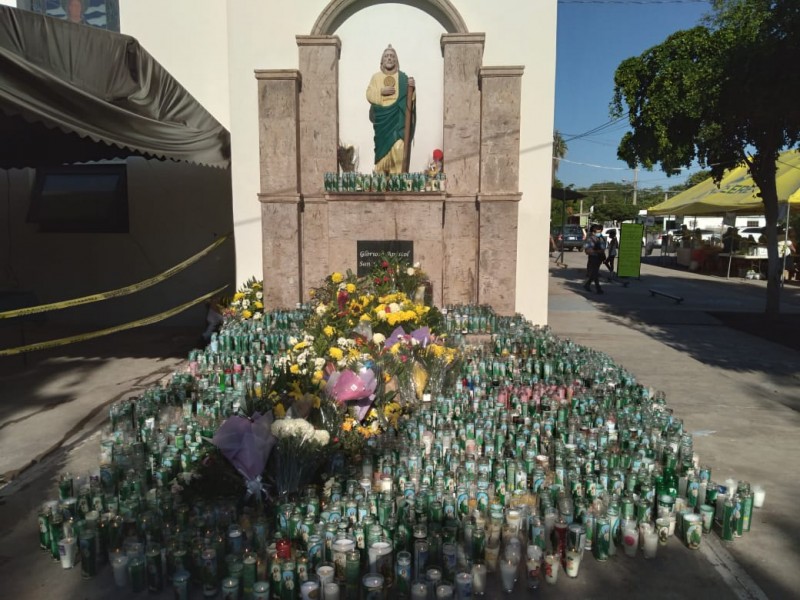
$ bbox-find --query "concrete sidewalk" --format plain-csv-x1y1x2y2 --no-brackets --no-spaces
0,254,798,599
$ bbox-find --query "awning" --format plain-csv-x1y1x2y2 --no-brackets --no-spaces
648,150,800,216
0,6,230,169
552,186,586,201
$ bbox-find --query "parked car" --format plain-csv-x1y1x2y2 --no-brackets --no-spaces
552,225,585,251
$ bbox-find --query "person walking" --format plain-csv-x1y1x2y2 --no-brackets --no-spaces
583,223,606,294
603,229,619,276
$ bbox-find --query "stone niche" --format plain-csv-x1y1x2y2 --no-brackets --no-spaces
256,28,524,314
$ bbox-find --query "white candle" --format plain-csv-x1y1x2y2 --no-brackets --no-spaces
316,564,334,600
643,531,659,559
753,486,766,508
500,559,519,591
59,536,77,569
300,581,319,600
111,553,128,586
543,554,559,585
471,562,487,596
411,581,428,600
323,582,340,600
622,526,638,557
565,548,582,576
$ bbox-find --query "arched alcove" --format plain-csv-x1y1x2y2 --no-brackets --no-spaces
311,0,468,35
258,3,524,316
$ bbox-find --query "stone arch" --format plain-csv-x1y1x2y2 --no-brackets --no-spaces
311,0,469,35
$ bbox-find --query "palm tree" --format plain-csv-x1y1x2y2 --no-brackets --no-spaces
553,130,567,182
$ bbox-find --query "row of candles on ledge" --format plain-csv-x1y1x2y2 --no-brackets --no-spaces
324,171,447,194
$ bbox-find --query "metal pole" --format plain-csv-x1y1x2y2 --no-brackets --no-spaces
781,202,791,285
556,189,566,265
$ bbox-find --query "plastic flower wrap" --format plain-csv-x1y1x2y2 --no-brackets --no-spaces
326,367,378,421
211,412,276,480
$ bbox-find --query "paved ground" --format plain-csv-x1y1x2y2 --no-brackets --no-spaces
0,251,798,599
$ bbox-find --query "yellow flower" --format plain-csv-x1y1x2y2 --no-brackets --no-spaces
293,341,308,351
346,283,356,293
312,370,324,385
289,380,303,400
273,404,286,418
331,272,343,283
233,292,245,301
254,301,264,310
342,419,354,432
384,402,402,427
360,314,371,321
252,282,263,290
389,343,402,354
329,347,344,360
312,394,321,409
348,348,360,359
323,326,335,337
290,364,301,374
242,309,253,319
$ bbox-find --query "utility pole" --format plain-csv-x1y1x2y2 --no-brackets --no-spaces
632,167,638,206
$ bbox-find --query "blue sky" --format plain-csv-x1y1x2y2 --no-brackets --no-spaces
555,0,710,191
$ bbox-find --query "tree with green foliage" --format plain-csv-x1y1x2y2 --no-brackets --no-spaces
552,130,567,182
612,0,800,315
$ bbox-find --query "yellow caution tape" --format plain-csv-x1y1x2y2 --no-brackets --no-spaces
0,285,227,356
0,233,231,320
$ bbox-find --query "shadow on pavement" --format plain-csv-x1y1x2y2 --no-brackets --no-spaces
550,259,800,380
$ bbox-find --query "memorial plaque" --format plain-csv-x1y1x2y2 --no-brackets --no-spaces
357,240,413,276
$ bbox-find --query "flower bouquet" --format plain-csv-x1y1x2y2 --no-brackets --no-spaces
224,277,265,322
268,416,331,499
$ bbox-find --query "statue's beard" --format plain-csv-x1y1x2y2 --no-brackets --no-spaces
381,64,398,75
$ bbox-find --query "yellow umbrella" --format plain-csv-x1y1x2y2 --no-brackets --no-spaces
649,150,800,216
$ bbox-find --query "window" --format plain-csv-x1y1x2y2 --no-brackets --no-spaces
28,164,129,233
746,220,760,228
19,0,120,32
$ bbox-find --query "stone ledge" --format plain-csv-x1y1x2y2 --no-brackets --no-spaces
254,69,302,82
479,66,525,78
258,193,302,204
477,193,522,203
440,32,486,57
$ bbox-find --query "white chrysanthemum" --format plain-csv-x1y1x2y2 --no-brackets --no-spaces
242,299,250,309
313,430,330,446
372,333,386,345
413,262,421,269
406,267,415,276
297,351,308,365
252,312,262,320
316,304,327,316
389,302,401,313
256,291,263,300
314,357,326,370
376,309,387,321
288,336,298,346
337,337,348,348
